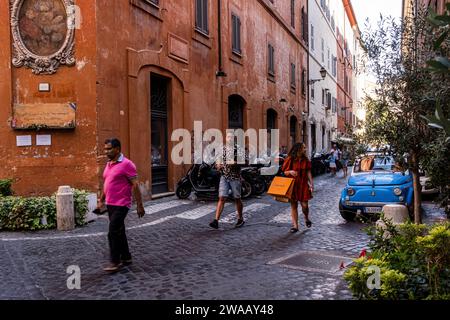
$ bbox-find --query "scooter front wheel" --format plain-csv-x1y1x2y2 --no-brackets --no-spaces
176,182,192,199
241,180,252,199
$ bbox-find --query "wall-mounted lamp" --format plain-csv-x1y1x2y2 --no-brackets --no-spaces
308,66,327,85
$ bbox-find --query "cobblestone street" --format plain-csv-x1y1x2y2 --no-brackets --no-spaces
0,173,444,300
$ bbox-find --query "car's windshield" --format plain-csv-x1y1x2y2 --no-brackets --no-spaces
354,156,400,173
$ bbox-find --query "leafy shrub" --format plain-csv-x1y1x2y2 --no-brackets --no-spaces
0,196,56,230
0,189,90,231
73,189,89,226
344,257,407,300
345,217,450,300
0,179,13,197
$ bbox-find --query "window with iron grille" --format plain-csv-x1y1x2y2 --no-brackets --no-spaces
290,63,296,89
195,0,208,34
231,14,241,54
268,44,275,76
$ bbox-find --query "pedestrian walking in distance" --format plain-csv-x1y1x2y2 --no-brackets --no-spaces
282,142,314,233
97,138,145,272
209,131,248,230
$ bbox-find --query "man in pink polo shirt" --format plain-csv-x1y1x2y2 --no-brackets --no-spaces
96,138,145,272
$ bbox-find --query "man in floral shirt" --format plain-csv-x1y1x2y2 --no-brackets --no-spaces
209,131,248,229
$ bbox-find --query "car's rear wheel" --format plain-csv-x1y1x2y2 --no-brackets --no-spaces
339,201,356,221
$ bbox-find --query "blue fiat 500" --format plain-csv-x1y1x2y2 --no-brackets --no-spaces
339,155,414,221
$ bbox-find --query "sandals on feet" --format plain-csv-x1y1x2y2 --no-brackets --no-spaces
290,227,299,233
305,220,312,228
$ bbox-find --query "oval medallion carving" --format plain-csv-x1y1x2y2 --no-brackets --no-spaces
18,0,68,56
10,0,75,74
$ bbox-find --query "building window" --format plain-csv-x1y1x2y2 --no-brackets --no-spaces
327,47,330,70
327,92,331,110
301,69,306,96
268,44,275,76
195,0,208,34
428,0,438,12
321,38,324,63
332,55,337,77
344,73,348,92
291,0,295,28
290,63,296,90
301,7,308,43
231,14,241,54
332,97,336,113
322,89,325,105
311,83,315,101
310,24,315,51
331,14,335,31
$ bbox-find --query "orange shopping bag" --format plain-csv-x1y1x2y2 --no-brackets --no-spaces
267,176,295,203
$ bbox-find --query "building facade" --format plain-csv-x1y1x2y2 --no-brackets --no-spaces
306,0,362,156
403,0,449,18
0,0,309,197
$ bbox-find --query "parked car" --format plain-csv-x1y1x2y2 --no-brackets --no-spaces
339,155,414,221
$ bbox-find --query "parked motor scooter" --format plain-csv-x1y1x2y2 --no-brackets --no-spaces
311,150,330,176
175,162,252,200
241,166,267,196
257,152,287,190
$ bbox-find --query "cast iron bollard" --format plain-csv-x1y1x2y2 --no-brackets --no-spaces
56,186,75,231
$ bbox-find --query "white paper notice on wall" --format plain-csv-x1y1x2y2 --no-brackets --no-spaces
36,134,51,146
16,135,32,147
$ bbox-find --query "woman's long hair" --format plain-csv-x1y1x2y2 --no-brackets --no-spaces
288,142,308,160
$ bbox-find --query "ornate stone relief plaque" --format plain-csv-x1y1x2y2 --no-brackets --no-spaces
10,0,75,74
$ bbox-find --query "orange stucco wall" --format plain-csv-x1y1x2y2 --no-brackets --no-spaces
1,0,308,197
0,0,98,196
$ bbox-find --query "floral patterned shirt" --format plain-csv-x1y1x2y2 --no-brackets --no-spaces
216,145,248,181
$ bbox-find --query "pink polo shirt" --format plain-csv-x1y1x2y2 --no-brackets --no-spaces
103,154,137,208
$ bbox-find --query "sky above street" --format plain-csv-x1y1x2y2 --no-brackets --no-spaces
352,0,403,30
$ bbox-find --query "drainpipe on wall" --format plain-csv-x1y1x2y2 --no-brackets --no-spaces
216,0,227,77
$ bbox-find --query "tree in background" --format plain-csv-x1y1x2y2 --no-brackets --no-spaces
361,6,450,223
